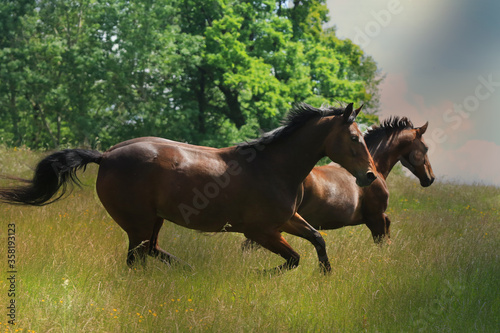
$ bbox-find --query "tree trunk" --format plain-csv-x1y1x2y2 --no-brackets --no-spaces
196,69,207,134
218,85,245,129
26,95,58,148
8,84,21,145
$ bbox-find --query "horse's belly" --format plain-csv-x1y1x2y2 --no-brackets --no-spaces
157,201,244,233
300,190,361,230
154,176,237,230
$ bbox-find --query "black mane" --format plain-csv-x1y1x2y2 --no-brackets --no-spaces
364,116,414,147
238,103,345,149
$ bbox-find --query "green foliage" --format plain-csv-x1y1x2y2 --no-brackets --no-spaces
0,0,381,149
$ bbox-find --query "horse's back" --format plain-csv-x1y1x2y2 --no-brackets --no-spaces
102,137,226,165
104,136,221,154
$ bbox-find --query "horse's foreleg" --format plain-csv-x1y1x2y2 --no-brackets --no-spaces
280,213,331,273
384,214,392,242
244,229,300,273
366,213,391,245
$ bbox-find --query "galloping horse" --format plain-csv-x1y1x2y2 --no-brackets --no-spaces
289,116,435,243
0,103,376,272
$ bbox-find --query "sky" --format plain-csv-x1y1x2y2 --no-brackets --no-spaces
325,0,500,186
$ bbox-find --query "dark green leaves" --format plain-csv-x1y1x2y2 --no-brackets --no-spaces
0,0,381,149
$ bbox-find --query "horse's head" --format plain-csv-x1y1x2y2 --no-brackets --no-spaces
324,103,377,187
399,122,435,187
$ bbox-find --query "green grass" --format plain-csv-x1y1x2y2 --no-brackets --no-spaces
0,147,499,332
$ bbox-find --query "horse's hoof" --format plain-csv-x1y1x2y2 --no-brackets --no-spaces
320,261,332,274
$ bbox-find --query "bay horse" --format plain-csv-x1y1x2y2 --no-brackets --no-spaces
0,103,376,272
242,117,435,249
281,116,435,246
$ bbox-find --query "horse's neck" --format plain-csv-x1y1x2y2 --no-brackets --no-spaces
259,121,329,187
369,135,404,179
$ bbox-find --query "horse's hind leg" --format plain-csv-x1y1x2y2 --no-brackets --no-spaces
104,210,160,268
147,218,169,261
127,231,151,267
147,218,189,268
280,213,331,273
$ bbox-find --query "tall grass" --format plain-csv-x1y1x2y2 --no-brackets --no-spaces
0,147,499,332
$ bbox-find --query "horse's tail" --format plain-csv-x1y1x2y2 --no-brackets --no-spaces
0,149,102,206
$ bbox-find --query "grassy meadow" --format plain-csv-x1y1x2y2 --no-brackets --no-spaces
0,147,499,332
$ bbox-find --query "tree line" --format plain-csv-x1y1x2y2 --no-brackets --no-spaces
0,0,381,149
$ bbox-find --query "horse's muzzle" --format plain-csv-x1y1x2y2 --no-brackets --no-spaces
356,171,377,187
420,176,435,187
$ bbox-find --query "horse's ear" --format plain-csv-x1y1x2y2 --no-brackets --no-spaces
417,122,429,137
343,103,354,123
354,104,364,117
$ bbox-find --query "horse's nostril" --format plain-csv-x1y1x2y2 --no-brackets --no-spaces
367,171,377,182
423,177,435,187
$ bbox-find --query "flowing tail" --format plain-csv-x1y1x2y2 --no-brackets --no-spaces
0,149,102,206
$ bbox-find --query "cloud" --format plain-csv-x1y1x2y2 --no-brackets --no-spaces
429,140,500,186
379,73,425,123
378,73,476,146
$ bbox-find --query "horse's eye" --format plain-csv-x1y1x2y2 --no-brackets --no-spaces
351,135,358,142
